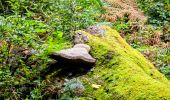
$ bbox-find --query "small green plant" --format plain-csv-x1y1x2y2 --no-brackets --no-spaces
61,78,85,99
160,66,170,79
111,17,131,35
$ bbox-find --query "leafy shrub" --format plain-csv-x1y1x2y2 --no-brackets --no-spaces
137,0,170,26
160,66,170,79
111,17,131,35
147,2,170,26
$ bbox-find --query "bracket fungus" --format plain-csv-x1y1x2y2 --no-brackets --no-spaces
47,44,96,77
49,44,96,65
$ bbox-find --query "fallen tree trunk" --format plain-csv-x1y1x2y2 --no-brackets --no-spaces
78,26,170,100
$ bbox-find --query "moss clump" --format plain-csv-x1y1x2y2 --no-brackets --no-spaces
78,26,170,100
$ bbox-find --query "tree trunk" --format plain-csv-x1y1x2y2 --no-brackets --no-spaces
78,26,170,100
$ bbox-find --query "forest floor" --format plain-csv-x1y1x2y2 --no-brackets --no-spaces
0,0,169,99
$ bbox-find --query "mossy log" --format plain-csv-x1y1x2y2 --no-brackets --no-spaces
78,26,170,100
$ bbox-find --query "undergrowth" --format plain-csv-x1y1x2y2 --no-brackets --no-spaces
0,0,101,99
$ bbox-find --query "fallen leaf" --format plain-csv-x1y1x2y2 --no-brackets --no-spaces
92,84,101,89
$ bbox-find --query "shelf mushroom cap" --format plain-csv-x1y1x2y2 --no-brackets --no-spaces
49,44,96,65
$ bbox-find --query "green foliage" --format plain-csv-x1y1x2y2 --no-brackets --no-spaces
44,0,101,35
0,0,101,36
0,0,101,99
30,87,43,100
160,66,170,79
112,19,131,34
138,0,170,26
0,15,70,98
148,2,170,26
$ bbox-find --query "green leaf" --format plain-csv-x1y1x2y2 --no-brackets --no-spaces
52,31,63,38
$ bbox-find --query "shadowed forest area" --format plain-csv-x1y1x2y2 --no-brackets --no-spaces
0,0,169,99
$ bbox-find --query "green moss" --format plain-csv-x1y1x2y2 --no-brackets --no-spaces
78,26,170,100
